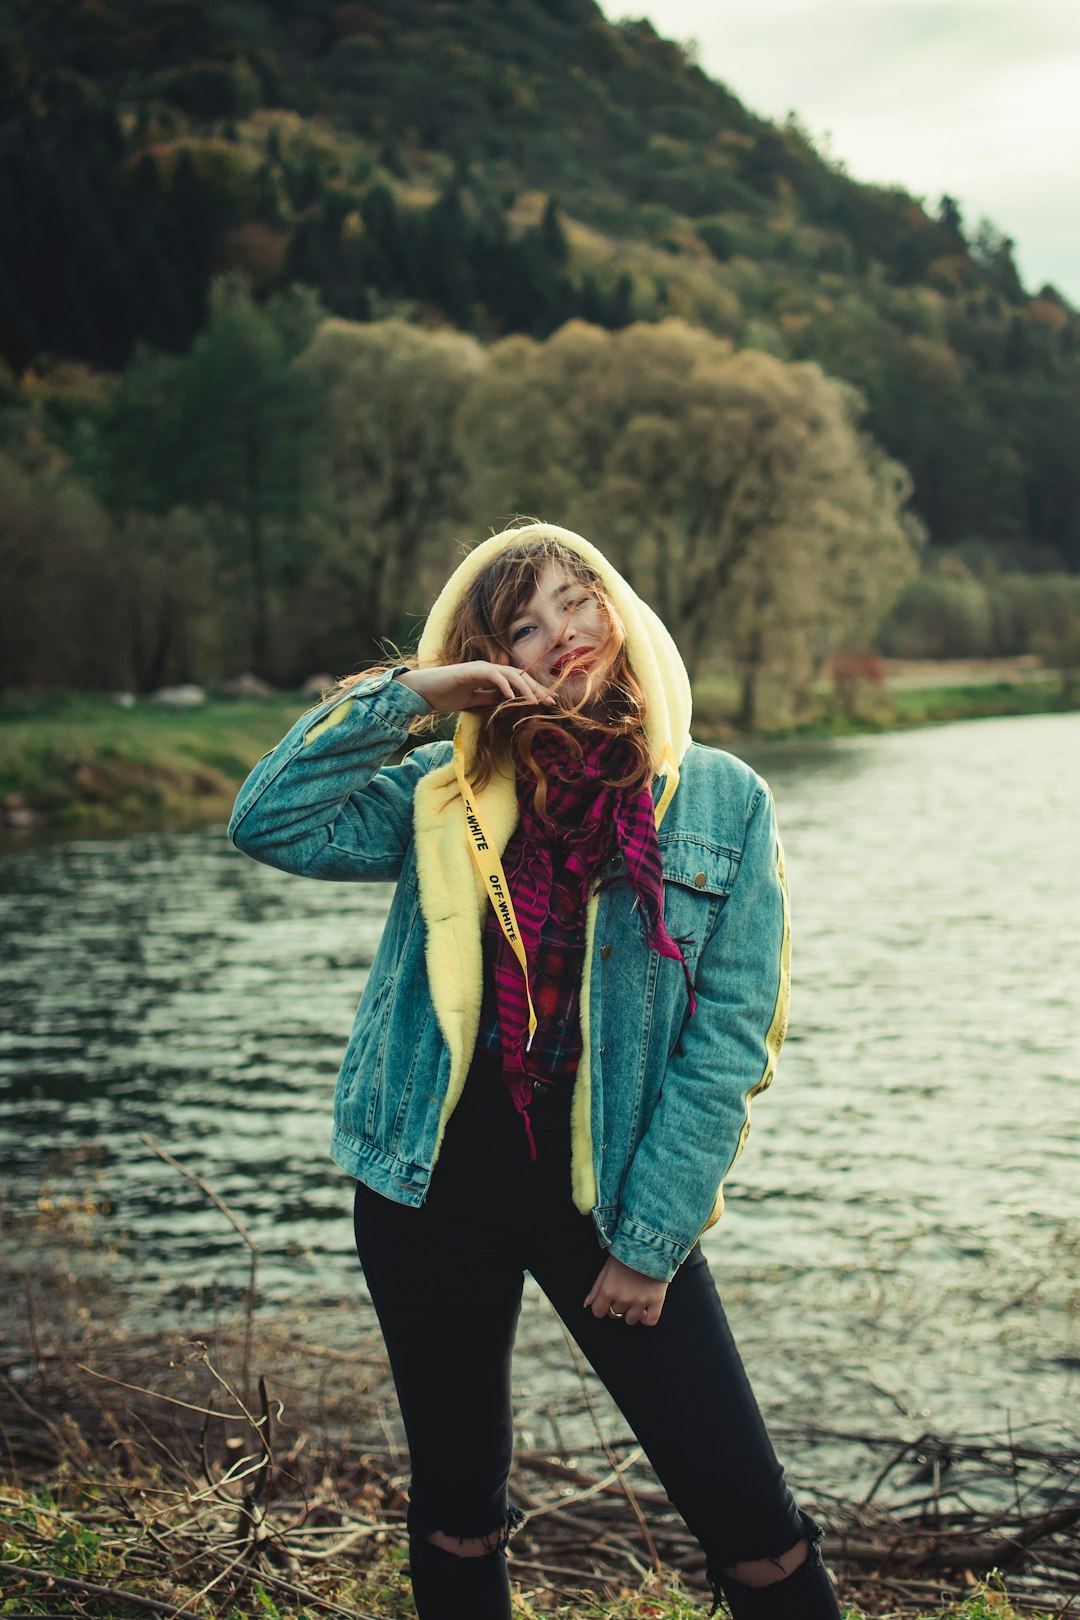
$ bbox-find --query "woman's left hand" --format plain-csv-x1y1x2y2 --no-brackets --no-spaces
585,1255,669,1327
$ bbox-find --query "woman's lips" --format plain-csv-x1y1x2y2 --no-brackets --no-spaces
551,646,594,676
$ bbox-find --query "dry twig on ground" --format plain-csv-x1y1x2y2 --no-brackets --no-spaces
2,1162,1077,1617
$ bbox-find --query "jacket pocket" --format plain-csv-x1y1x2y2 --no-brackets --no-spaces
656,841,739,972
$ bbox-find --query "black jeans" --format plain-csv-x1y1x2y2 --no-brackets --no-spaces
353,1062,811,1603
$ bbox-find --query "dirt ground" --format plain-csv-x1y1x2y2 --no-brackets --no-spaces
880,655,1047,690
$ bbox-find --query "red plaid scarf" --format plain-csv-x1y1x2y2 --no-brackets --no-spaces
492,726,696,1155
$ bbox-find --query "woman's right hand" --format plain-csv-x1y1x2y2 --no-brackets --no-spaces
395,663,556,715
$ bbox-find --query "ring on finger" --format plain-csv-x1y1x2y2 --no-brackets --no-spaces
607,1307,624,1319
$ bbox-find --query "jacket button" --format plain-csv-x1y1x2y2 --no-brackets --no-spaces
694,872,707,888
599,943,612,959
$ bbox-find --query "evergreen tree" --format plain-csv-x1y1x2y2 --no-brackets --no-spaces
937,194,965,245
167,150,218,334
420,186,475,325
0,110,40,367
360,185,411,294
971,219,1025,305
606,271,634,329
470,203,521,329
1003,314,1033,372
178,278,323,671
286,150,323,212
539,197,569,267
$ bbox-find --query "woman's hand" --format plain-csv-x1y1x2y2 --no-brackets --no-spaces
585,1255,669,1328
395,662,556,715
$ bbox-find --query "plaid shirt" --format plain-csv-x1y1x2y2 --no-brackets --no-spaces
474,827,594,1084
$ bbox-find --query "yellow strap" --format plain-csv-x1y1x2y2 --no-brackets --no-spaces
653,744,679,830
453,730,538,1049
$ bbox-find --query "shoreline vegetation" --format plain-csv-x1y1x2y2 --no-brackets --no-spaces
1,1180,1075,1620
0,660,1074,841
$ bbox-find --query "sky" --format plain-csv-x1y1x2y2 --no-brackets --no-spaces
602,0,1080,303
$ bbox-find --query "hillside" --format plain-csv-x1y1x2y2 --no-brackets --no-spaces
1,0,1079,571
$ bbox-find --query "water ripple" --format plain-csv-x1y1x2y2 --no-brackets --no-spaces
2,712,1078,1464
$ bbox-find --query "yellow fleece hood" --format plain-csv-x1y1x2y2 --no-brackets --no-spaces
417,522,692,774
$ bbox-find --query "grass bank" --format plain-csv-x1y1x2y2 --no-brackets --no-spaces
0,667,1075,838
0,1483,1056,1620
0,691,319,836
691,665,1072,743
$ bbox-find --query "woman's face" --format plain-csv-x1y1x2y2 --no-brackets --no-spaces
504,559,613,701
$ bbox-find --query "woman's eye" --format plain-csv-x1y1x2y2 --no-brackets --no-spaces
511,624,535,644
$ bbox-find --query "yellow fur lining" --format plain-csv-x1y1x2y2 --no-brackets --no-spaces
415,755,521,1163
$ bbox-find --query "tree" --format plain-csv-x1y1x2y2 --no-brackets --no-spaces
0,451,123,692
110,508,218,691
168,277,324,674
419,186,475,326
862,332,1023,546
0,84,223,369
539,197,570,267
457,318,920,721
294,316,484,668
103,276,325,676
971,218,1025,304
936,194,965,245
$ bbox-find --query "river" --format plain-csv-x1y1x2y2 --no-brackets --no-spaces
2,712,1078,1496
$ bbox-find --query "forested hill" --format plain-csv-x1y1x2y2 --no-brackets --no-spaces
2,0,1079,571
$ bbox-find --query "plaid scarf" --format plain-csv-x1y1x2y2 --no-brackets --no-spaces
492,726,696,1156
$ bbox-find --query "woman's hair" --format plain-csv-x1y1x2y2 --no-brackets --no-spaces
440,536,652,805
320,536,652,805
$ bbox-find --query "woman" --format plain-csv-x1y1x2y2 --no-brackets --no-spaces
228,523,841,1619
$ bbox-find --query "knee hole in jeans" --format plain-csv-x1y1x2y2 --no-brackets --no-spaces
425,1527,504,1558
415,1504,525,1561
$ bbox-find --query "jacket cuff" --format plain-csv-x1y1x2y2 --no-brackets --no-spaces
301,668,433,745
608,1216,691,1283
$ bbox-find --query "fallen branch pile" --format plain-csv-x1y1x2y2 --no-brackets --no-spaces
1,1311,1077,1618
2,1149,1076,1616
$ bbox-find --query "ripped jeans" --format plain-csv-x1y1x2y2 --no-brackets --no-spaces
353,1062,826,1617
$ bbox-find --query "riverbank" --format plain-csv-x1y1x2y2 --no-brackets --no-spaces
0,663,1074,839
1,1192,1075,1620
0,1492,1054,1620
691,656,1071,742
0,1480,1058,1620
0,691,311,837
0,1333,1069,1620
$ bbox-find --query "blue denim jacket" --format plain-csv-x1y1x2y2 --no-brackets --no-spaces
227,670,789,1282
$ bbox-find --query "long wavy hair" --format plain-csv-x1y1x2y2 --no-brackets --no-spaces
440,537,652,809
321,537,653,810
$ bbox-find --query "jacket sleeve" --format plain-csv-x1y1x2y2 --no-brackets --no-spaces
607,782,790,1281
226,670,441,883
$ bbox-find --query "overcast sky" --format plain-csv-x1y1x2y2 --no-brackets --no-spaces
602,0,1080,302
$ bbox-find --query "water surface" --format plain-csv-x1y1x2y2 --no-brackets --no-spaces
3,712,1078,1492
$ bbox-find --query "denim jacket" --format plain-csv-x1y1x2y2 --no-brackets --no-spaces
227,670,789,1283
